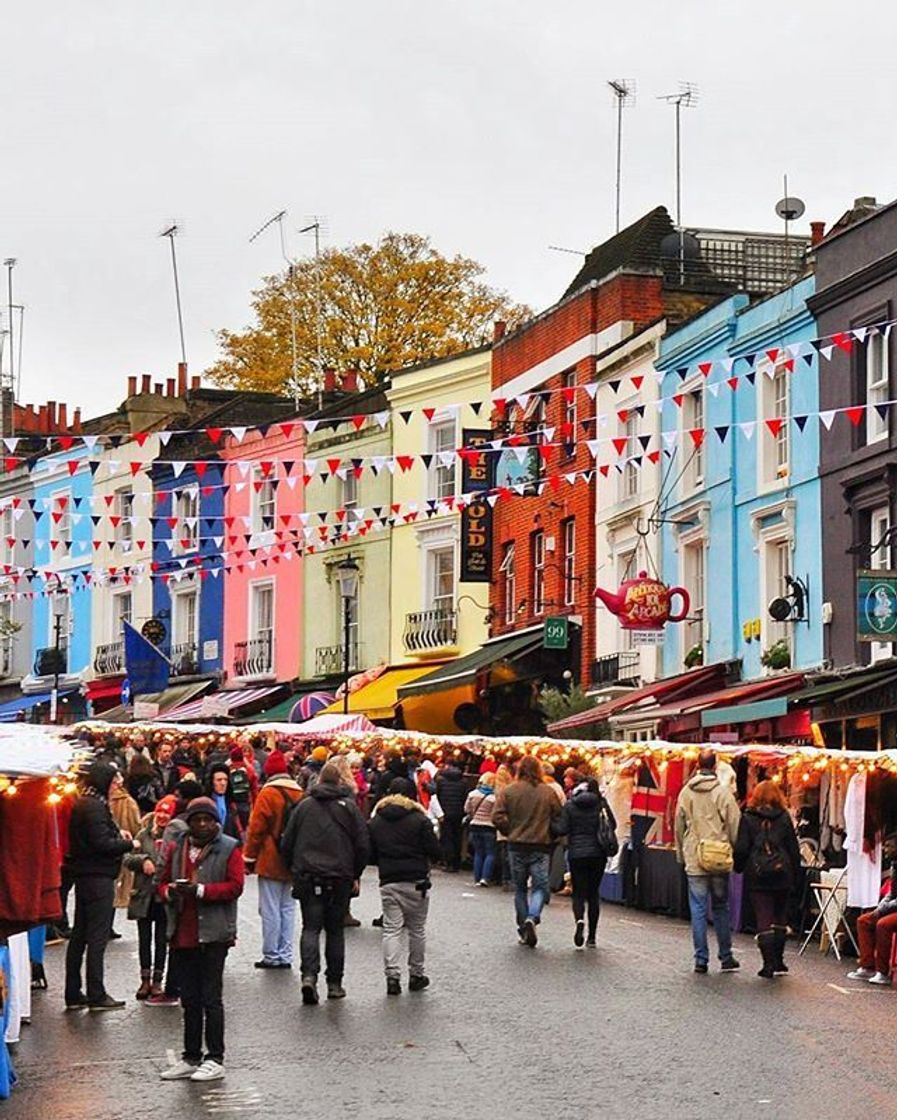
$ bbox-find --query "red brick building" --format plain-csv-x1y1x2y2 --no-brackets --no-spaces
488,206,738,690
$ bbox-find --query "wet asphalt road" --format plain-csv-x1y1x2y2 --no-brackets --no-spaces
5,870,891,1120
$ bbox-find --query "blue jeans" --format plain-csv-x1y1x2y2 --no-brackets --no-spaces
469,827,497,883
508,848,550,928
258,877,296,965
687,874,733,965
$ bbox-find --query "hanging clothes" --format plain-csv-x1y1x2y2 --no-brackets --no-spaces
845,771,882,908
0,944,17,1099
3,933,29,1046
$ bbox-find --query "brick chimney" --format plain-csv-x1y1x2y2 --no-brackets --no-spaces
127,375,137,397
58,403,67,429
190,375,201,390
177,362,188,396
340,370,358,393
323,367,337,392
73,408,82,433
166,377,175,396
493,320,507,343
141,374,151,393
810,221,826,246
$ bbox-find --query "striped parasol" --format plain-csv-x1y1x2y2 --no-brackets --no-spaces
290,692,336,723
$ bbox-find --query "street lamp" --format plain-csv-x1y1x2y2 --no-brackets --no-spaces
336,555,359,715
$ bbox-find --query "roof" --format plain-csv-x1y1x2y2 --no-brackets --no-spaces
320,663,451,721
562,207,676,298
397,628,548,699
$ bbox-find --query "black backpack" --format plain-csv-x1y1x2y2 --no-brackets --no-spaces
229,766,251,804
749,818,788,885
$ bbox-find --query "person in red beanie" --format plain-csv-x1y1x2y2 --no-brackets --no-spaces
226,746,258,829
158,797,244,1083
244,751,303,968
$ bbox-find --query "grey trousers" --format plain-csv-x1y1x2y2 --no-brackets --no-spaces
380,882,429,979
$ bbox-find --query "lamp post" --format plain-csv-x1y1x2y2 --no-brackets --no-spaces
335,555,359,715
50,611,63,725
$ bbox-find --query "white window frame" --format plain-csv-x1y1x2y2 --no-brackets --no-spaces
50,489,72,550
500,542,516,624
0,599,13,676
0,507,13,566
171,584,199,650
759,363,790,491
562,369,577,451
173,487,199,555
427,544,456,614
112,589,132,640
246,579,275,675
866,332,889,444
869,504,893,663
680,534,706,658
681,384,704,493
619,401,640,502
761,534,793,656
251,467,276,537
563,519,576,606
114,488,134,548
532,530,546,616
341,470,359,510
428,418,457,502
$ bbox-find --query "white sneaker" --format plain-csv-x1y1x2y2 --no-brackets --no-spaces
847,967,876,981
190,1059,225,1082
868,971,892,986
160,1059,200,1080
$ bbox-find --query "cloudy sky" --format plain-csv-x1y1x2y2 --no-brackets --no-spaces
5,0,896,417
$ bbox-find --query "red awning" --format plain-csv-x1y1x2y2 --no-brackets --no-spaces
610,671,807,729
547,662,734,734
84,677,126,702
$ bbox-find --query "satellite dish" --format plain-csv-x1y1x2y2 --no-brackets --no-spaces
768,597,793,623
775,197,805,222
660,231,701,260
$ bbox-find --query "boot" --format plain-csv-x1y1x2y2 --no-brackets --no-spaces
135,970,152,1000
772,926,789,975
30,962,48,991
148,971,164,999
756,930,776,979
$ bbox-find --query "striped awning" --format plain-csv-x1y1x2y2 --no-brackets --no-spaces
156,685,286,723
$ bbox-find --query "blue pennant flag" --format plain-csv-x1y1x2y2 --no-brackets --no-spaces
123,621,170,696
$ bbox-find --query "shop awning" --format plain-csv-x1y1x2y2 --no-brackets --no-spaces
791,663,897,710
158,685,287,724
0,690,77,723
321,664,449,721
84,678,126,703
99,680,214,724
398,629,548,699
242,689,336,725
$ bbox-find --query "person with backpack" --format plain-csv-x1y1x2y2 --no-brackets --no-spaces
226,747,258,828
551,777,617,948
735,779,802,979
243,751,303,970
205,767,246,846
674,749,742,974
298,746,330,792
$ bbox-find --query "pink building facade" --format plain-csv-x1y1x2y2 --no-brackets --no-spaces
220,423,306,687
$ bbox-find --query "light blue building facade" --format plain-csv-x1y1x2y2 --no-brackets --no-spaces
656,276,823,682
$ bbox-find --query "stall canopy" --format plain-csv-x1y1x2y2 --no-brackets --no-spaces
320,664,448,722
243,690,336,725
287,712,377,736
158,685,287,723
0,690,78,723
398,629,548,700
99,680,213,724
609,673,806,730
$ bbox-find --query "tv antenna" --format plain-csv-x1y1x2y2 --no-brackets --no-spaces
249,209,300,407
159,225,187,368
0,260,16,443
547,245,587,257
657,83,699,229
608,80,635,233
299,218,326,408
775,175,805,268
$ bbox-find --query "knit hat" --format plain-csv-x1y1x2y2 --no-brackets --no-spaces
388,776,415,799
229,746,244,763
154,794,178,819
264,749,288,777
85,761,118,796
311,746,329,763
184,796,219,822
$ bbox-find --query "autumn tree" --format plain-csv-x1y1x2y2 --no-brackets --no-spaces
207,232,530,394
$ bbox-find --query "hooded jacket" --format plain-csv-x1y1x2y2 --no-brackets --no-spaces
282,781,369,882
674,770,741,875
551,789,616,861
434,765,467,820
493,779,562,849
64,763,133,879
243,775,303,881
368,794,441,885
734,805,801,889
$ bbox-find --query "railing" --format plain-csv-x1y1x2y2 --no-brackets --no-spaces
403,608,458,654
34,645,68,677
233,634,273,678
93,640,125,675
315,643,361,677
171,641,200,677
591,650,641,688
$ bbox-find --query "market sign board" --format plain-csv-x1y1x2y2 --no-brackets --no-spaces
544,616,569,650
856,569,897,641
460,429,492,583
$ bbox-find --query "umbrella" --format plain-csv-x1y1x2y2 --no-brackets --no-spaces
290,692,336,723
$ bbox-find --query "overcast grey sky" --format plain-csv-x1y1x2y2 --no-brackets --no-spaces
5,0,896,418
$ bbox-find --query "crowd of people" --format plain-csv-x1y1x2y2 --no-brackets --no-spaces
40,732,894,1084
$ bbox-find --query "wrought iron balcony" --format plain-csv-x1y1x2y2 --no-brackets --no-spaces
403,608,458,655
315,643,361,677
34,645,68,677
591,650,641,688
93,641,125,676
233,634,273,678
171,641,200,677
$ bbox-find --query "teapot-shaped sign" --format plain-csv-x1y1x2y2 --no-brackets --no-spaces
594,571,690,631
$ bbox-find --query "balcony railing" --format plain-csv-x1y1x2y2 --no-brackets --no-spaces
171,641,200,677
93,640,125,676
34,645,68,677
233,634,273,678
591,650,641,688
403,608,458,654
315,643,361,677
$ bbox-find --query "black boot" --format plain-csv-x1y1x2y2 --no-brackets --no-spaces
772,925,789,975
31,962,48,991
756,930,776,979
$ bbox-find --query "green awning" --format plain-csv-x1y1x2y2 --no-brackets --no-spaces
243,695,298,723
397,628,547,698
701,697,789,728
791,666,897,708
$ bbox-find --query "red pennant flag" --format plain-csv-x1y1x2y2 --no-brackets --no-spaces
129,462,143,476
765,348,780,363
727,377,739,391
783,359,795,373
493,398,506,418
397,456,415,473
133,432,150,447
58,436,75,451
689,428,706,448
617,409,629,424
351,415,366,431
67,460,79,476
422,408,436,422
647,450,661,464
765,418,785,437
206,428,223,444
3,457,18,471
561,386,576,403
538,446,553,464
672,394,684,408
631,375,644,390
831,332,854,354
599,464,610,477
195,462,208,479
845,406,864,427
612,438,628,456
698,362,713,378
326,459,342,475
280,423,295,439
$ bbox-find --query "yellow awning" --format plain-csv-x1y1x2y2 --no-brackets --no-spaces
320,662,449,722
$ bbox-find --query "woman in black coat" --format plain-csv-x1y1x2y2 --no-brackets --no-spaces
734,780,801,979
551,778,616,948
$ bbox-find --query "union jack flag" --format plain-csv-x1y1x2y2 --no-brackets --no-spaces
631,757,685,846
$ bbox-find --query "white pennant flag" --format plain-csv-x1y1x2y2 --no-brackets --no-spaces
586,440,601,459
739,422,756,440
212,537,223,548
172,462,187,478
158,431,174,447
237,461,251,479
235,482,247,493
786,344,803,359
286,477,298,490
707,383,720,397
564,472,577,486
820,345,834,361
819,411,836,430
662,431,678,450
3,438,18,453
230,426,247,443
374,411,389,429
720,357,735,374
513,447,529,464
385,459,397,475
303,419,319,434
583,382,599,399
852,327,869,344
303,459,317,476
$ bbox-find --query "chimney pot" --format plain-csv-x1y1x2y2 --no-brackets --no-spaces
190,375,201,390
38,405,48,432
58,403,67,429
340,370,358,393
493,320,507,343
177,362,188,396
127,376,137,397
166,377,176,396
810,220,826,246
141,374,151,393
855,196,877,209
47,402,57,428
323,367,337,392
73,407,82,433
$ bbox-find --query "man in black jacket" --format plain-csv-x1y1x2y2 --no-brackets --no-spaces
368,777,440,995
64,761,137,1011
281,760,369,1005
434,760,466,872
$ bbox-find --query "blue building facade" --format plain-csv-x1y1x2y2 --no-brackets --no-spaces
657,275,823,683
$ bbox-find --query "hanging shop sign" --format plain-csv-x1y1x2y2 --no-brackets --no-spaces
543,616,569,650
594,571,690,633
856,569,897,642
460,430,493,583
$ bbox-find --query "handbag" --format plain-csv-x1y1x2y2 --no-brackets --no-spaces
697,838,734,874
596,801,619,858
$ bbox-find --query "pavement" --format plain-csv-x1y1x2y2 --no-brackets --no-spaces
5,870,894,1120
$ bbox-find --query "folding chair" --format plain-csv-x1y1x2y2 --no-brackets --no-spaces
798,866,859,961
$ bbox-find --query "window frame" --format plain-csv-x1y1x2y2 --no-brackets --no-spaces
173,487,199,554
251,467,276,536
428,419,457,502
866,331,890,445
562,518,576,607
50,489,72,551
500,542,516,624
532,530,546,616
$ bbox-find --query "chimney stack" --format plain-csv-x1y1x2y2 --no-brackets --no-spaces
127,375,137,397
177,362,188,395
47,402,57,428
58,403,67,429
340,369,358,393
323,367,337,393
73,408,82,433
166,377,176,396
810,221,826,246
190,375,201,390
38,405,48,432
153,381,163,395
493,320,507,343
141,374,151,393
